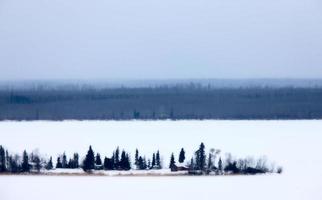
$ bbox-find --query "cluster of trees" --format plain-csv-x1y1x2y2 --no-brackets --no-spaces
170,143,282,175
0,146,43,173
134,149,162,170
55,153,79,169
83,146,131,171
0,144,282,175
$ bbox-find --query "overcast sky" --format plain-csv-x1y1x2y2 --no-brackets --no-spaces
0,0,322,80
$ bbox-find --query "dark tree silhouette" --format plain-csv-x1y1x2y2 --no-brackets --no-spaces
46,157,53,170
151,153,156,168
218,157,223,172
56,157,62,168
62,153,68,168
103,157,114,170
0,146,6,172
114,147,120,169
195,143,206,171
169,153,176,171
82,146,95,172
137,156,147,170
21,150,30,172
179,148,185,163
224,161,239,174
156,150,161,169
73,153,79,168
95,153,102,166
120,150,131,170
135,149,139,169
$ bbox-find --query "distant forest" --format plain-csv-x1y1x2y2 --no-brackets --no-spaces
0,83,322,120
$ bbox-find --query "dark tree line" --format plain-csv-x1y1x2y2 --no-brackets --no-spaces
1,87,322,120
0,144,282,175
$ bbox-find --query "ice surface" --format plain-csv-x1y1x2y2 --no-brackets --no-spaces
0,120,322,199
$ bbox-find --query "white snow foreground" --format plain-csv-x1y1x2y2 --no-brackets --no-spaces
1,120,322,200
44,168,188,176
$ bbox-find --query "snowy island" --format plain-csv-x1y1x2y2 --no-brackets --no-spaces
0,143,282,176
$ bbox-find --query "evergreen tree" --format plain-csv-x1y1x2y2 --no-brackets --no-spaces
62,153,67,168
73,153,79,168
0,146,6,172
120,151,126,170
135,149,139,168
179,148,185,163
5,150,9,171
218,157,223,171
104,157,114,170
21,150,30,172
46,157,53,170
156,150,161,169
138,156,146,170
169,153,176,170
120,151,131,170
195,143,206,171
147,159,151,169
114,147,120,169
103,157,108,169
68,159,73,168
82,146,95,172
142,157,147,169
151,153,156,168
56,157,62,168
95,153,102,166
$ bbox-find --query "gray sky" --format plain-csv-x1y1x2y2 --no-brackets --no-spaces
0,0,322,80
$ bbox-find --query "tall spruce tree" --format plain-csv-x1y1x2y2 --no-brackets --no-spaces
62,153,68,168
156,150,161,169
0,146,6,172
114,147,120,169
135,149,139,168
152,153,156,168
103,157,108,170
21,150,30,172
73,153,79,168
5,150,9,172
46,157,53,170
82,146,95,172
120,151,131,170
56,157,62,168
169,153,176,170
179,148,185,163
138,156,146,170
195,143,206,171
95,153,102,166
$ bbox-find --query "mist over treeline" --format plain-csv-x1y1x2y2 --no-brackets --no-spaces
0,80,321,120
1,79,322,91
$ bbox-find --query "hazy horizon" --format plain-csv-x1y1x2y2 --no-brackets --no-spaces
1,0,322,80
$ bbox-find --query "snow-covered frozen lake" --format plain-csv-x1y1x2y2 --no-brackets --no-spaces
1,120,322,200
